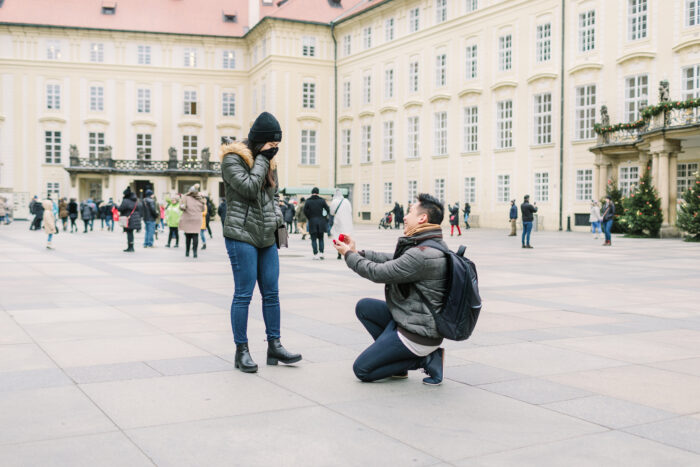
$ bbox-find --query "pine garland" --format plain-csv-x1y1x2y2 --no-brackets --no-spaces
594,98,700,135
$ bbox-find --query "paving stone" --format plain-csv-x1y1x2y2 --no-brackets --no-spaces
624,416,700,455
480,377,592,405
65,362,161,384
0,368,73,392
446,363,525,386
145,355,235,376
544,395,676,429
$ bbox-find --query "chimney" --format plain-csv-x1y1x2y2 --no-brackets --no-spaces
249,0,261,30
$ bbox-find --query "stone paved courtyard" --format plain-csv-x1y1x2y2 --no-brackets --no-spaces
1,221,700,466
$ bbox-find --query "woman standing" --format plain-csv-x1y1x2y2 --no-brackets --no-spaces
448,202,462,236
68,198,78,233
220,112,301,373
463,202,471,230
118,187,142,252
601,195,615,246
330,189,353,260
589,200,602,239
296,197,307,239
199,201,208,250
165,197,182,248
42,198,57,249
179,184,205,258
58,198,68,231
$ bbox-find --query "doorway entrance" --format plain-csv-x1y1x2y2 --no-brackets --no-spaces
133,180,153,199
79,178,103,201
178,180,200,195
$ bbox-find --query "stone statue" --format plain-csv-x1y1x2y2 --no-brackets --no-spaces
69,144,79,158
100,145,112,160
168,146,177,161
659,80,670,103
600,105,610,126
201,147,210,163
137,148,145,160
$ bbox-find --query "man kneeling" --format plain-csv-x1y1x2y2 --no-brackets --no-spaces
332,193,447,385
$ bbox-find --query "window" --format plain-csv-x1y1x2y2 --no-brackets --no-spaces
46,40,61,60
628,0,648,40
688,0,700,26
137,88,151,113
434,178,446,203
88,132,104,159
90,43,104,63
362,183,371,205
385,18,395,41
434,112,447,156
384,182,393,204
383,121,394,161
498,34,512,71
184,90,197,115
534,93,552,145
464,177,476,203
619,166,640,196
579,10,596,52
534,172,549,202
466,0,478,13
343,81,351,108
183,48,197,67
409,60,419,93
575,85,596,140
436,0,447,23
407,116,420,159
46,84,60,110
137,45,151,65
136,133,152,160
682,65,700,99
363,74,372,105
222,92,236,116
300,129,317,165
576,169,593,201
46,182,60,199
89,86,104,112
408,180,418,204
341,129,352,165
44,131,61,164
497,174,510,202
223,50,236,69
363,27,372,49
536,23,551,62
343,34,352,56
625,75,648,122
409,7,420,33
302,36,316,57
465,44,477,79
385,68,394,99
182,135,198,161
463,106,478,152
302,81,316,109
435,53,447,87
678,162,699,194
497,100,513,149
361,125,372,162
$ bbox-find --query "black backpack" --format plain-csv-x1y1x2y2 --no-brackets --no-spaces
416,239,482,341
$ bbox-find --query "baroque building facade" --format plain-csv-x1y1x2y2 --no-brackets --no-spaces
0,0,698,231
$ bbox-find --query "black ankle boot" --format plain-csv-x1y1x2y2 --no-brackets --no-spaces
266,339,302,365
235,343,258,373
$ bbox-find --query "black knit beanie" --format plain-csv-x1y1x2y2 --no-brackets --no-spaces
248,112,282,144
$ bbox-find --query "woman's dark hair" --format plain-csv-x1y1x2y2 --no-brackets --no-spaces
244,139,275,189
416,193,444,224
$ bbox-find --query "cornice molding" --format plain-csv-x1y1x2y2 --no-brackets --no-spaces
526,72,558,84
490,80,518,91
616,51,656,65
216,121,242,130
379,105,398,114
39,116,67,124
177,120,203,129
402,100,423,109
83,118,110,126
338,115,354,123
672,38,700,53
297,114,322,123
358,110,375,119
457,88,483,98
131,119,157,127
429,93,451,103
567,62,603,74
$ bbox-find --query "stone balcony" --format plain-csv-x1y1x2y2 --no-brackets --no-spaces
66,156,221,177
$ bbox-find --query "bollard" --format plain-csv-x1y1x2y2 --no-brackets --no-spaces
567,215,572,232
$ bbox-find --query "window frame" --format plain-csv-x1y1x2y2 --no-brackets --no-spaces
497,174,511,203
302,81,316,109
137,45,151,65
465,44,477,79
341,128,352,165
498,34,512,72
385,18,395,42
383,120,395,161
300,129,318,165
575,84,596,140
46,83,61,110
384,182,393,205
44,130,62,164
222,50,236,69
136,133,152,160
575,168,594,202
409,7,420,33
436,0,447,24
533,92,552,145
183,90,198,116
302,36,317,57
435,52,447,87
463,106,478,152
89,42,104,63
361,125,372,163
536,23,552,63
137,88,151,114
407,116,420,159
88,131,105,160
628,0,648,41
434,111,448,156
464,177,476,204
578,10,596,52
496,99,514,149
222,92,236,117
677,162,700,194
89,85,104,112
624,74,649,123
534,171,550,202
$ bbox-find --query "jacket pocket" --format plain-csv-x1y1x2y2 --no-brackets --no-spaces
242,205,250,227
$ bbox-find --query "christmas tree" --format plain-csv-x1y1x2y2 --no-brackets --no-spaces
605,177,627,233
677,169,700,241
623,165,663,237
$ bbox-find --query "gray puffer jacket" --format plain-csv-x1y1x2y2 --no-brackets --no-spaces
220,141,284,248
344,229,448,341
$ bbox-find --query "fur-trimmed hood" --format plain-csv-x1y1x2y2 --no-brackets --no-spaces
219,141,277,171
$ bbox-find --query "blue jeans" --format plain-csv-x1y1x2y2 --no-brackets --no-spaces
225,238,281,344
200,229,207,244
522,221,533,246
106,218,114,231
353,298,424,382
603,219,613,242
591,221,601,233
143,221,156,246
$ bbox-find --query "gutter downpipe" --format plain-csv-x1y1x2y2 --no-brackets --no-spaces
558,0,565,231
331,22,338,188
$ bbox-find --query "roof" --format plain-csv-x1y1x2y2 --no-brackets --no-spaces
0,0,371,37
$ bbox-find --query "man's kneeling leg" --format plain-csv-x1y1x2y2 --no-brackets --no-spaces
352,321,422,382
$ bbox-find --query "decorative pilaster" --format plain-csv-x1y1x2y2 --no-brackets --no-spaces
658,151,670,225
669,152,679,224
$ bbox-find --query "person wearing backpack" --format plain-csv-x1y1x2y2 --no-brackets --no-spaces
332,193,448,385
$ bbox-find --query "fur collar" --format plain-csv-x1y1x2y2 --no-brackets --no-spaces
219,141,277,171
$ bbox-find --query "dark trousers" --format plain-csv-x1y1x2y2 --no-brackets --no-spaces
185,233,199,255
310,232,324,254
31,216,42,230
353,298,424,382
61,218,67,231
126,228,134,246
168,227,179,246
70,217,77,232
206,219,212,238
83,220,90,232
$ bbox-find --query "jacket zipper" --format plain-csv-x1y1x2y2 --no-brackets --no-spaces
242,205,250,226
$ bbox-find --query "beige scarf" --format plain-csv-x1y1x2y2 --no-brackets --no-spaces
404,223,442,238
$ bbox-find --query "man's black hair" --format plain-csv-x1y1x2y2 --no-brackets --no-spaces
416,193,444,224
311,187,319,194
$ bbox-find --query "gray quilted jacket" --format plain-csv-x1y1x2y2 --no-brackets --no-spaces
344,229,448,340
220,141,284,248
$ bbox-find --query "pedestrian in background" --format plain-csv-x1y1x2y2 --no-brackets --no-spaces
118,187,142,253
589,200,602,239
58,197,68,231
104,198,116,232
448,202,462,236
68,198,78,232
200,200,208,251
79,198,94,233
42,198,57,250
463,202,471,230
0,196,7,225
296,197,307,239
304,187,330,260
159,201,166,233
180,184,205,258
165,197,182,248
142,189,158,248
30,196,43,231
520,195,537,249
330,189,353,260
509,200,517,236
601,195,615,246
205,195,215,238
283,197,295,234
217,198,227,231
